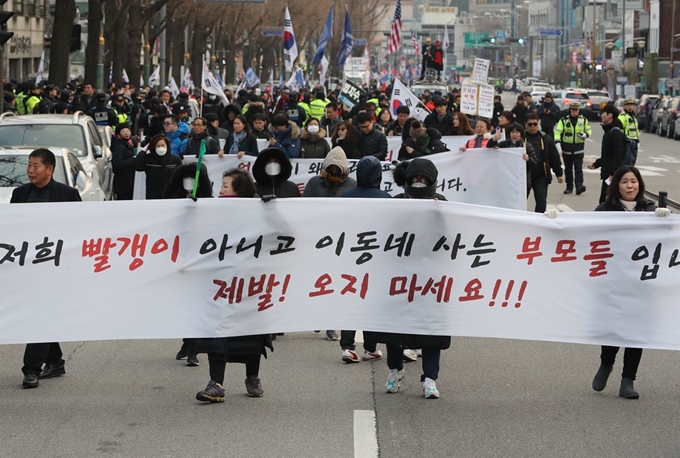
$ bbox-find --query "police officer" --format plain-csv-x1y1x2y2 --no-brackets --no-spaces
554,102,592,195
308,90,328,121
285,92,307,128
618,98,639,157
111,95,130,125
88,93,118,127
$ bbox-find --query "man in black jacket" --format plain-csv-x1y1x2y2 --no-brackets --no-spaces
11,148,81,389
424,97,453,135
588,105,626,203
356,111,388,160
538,92,560,139
185,117,220,159
524,113,564,213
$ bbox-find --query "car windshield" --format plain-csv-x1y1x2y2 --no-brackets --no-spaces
0,125,86,157
0,154,67,188
565,93,589,99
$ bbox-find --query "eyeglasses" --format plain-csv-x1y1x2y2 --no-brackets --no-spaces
337,127,347,132
527,123,539,127
192,123,204,127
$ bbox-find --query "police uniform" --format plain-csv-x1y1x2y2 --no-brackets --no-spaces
554,102,592,194
618,98,640,157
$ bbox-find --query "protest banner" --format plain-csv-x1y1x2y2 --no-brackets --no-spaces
471,58,490,85
1,200,678,349
338,78,366,109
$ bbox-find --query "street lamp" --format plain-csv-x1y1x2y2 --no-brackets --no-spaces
97,34,105,91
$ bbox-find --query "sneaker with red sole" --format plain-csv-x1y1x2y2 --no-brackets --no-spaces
342,349,360,363
362,349,383,361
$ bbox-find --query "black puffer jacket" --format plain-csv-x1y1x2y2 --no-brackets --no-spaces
595,197,656,212
111,136,137,200
594,118,626,179
398,128,449,160
424,111,453,135
134,150,182,199
252,147,301,198
357,125,388,160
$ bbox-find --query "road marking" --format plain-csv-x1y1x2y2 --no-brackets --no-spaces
547,204,576,213
355,330,363,343
354,410,379,458
636,166,669,171
648,155,680,164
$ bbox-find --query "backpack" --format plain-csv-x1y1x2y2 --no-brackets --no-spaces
610,126,637,166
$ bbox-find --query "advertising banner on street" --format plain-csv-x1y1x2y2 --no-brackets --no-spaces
1,200,678,349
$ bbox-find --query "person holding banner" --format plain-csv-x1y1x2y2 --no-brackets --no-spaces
401,120,449,158
135,135,182,199
300,118,330,159
356,112,388,160
590,165,671,399
222,115,259,159
185,117,220,159
443,112,474,136
331,121,361,160
459,118,500,151
372,158,450,398
493,123,538,191
268,113,302,159
252,147,301,199
12,148,82,389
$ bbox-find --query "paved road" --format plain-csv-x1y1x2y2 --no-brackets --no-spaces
1,94,678,458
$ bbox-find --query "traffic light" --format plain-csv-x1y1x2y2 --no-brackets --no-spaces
481,38,496,44
509,38,525,45
0,7,14,46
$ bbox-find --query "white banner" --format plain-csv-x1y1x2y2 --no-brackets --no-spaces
134,143,526,211
1,200,678,349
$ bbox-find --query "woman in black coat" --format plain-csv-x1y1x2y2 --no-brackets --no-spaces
134,134,181,199
590,165,671,400
331,121,361,160
110,123,137,200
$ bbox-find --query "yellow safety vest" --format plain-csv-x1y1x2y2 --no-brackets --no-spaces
618,112,640,141
554,115,592,144
308,98,327,121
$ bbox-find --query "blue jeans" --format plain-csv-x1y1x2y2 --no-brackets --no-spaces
386,344,441,381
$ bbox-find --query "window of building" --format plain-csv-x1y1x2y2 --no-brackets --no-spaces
38,0,46,17
27,0,36,16
22,58,31,79
12,0,23,14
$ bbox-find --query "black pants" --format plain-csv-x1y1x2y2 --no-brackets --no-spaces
22,343,64,376
562,153,584,190
527,173,549,213
208,353,261,385
542,126,555,139
386,344,441,381
599,179,609,204
601,346,642,380
340,330,377,352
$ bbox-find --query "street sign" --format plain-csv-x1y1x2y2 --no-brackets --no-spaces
464,32,490,48
261,28,284,37
495,29,506,39
538,28,562,37
355,39,368,46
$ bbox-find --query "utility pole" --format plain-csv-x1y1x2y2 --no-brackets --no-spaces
621,0,626,89
671,0,676,83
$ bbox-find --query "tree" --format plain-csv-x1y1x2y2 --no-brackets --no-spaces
84,0,102,85
49,0,76,86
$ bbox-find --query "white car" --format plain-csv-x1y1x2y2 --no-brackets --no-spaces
0,112,114,199
0,146,106,203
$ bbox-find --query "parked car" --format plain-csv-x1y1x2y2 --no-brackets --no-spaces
0,112,113,200
649,98,672,134
552,90,593,117
586,90,612,119
636,94,660,130
675,116,680,140
657,97,680,138
0,146,106,203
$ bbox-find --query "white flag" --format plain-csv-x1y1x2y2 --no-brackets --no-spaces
283,6,298,71
35,51,45,85
390,78,428,121
169,76,180,99
268,68,274,93
285,70,298,91
443,25,450,51
201,61,229,105
148,66,160,87
122,69,129,83
320,56,330,87
182,68,194,92
140,75,145,88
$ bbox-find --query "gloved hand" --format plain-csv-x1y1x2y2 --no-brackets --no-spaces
261,194,277,203
187,194,197,202
577,132,588,139
545,208,559,219
655,208,671,217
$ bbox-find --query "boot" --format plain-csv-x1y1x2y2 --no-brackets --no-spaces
619,378,640,399
592,364,612,392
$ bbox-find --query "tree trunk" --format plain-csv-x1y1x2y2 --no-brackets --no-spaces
190,18,211,91
103,0,116,88
49,0,76,87
110,4,128,87
84,0,102,86
126,0,143,90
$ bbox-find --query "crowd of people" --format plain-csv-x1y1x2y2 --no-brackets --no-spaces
5,76,671,403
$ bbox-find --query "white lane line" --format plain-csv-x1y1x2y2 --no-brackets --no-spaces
354,410,379,458
355,330,363,343
547,204,576,213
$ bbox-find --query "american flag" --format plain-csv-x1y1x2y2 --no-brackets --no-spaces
411,30,419,55
387,0,402,55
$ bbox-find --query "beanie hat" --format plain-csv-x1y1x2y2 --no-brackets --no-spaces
115,123,131,135
409,120,426,140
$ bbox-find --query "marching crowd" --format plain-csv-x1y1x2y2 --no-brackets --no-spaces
5,77,672,403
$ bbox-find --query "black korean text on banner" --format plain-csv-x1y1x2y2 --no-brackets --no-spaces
338,78,366,109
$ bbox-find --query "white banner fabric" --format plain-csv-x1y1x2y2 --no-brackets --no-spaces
1,200,678,349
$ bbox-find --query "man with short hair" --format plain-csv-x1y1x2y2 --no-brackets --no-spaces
356,111,388,160
554,102,592,195
79,83,96,113
36,85,58,114
185,117,220,158
88,93,118,127
320,103,341,136
387,106,410,136
538,92,560,138
11,148,81,389
160,89,172,108
424,97,453,135
524,113,564,213
588,105,626,203
163,114,190,156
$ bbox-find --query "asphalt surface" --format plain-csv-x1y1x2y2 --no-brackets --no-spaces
1,93,679,458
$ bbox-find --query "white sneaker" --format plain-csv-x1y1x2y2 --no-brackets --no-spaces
341,349,360,363
361,349,383,361
422,377,440,399
385,368,405,393
403,349,418,362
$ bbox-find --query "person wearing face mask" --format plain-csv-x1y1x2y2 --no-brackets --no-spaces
251,146,301,198
135,134,182,199
300,118,330,159
111,123,137,200
370,158,450,399
331,121,361,159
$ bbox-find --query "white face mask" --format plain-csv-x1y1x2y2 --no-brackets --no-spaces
307,125,319,134
411,182,427,188
156,146,167,156
265,162,281,176
182,177,195,192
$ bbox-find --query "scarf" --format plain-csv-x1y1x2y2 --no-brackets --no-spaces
229,130,246,155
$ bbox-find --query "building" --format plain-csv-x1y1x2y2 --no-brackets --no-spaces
2,0,48,82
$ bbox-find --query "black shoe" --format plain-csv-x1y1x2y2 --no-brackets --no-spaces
39,364,65,379
186,354,199,367
176,346,188,360
619,378,640,399
563,188,573,194
576,185,586,195
245,376,264,397
592,364,612,392
22,374,39,389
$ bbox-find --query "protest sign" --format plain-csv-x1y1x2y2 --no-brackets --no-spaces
471,58,490,85
338,78,366,109
1,200,678,349
460,85,479,116
478,84,496,119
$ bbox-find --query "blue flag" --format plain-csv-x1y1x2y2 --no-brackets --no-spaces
312,6,334,65
245,68,260,88
338,8,354,69
295,69,305,88
215,72,226,90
